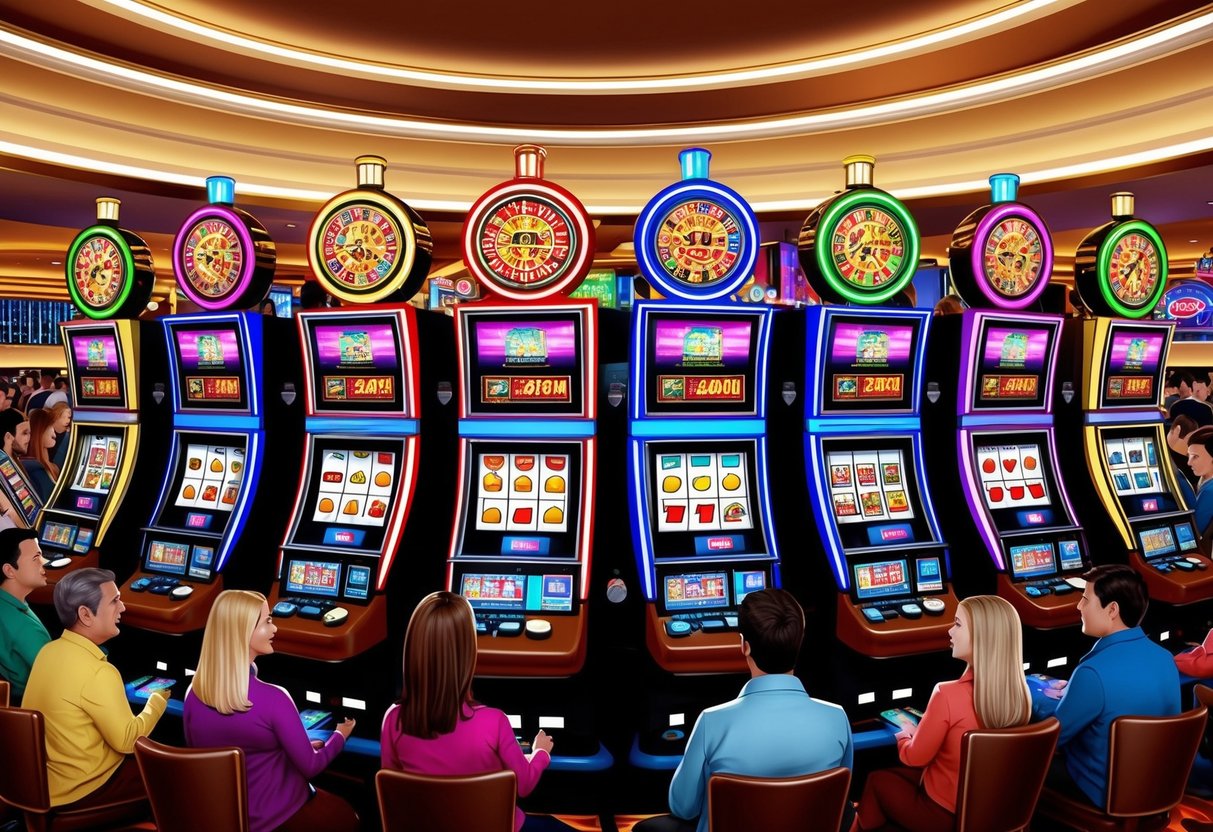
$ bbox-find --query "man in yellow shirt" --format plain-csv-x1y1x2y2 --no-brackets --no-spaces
23,568,168,810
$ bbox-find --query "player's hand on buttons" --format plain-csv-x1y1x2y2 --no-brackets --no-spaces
335,718,356,740
310,740,325,750
1043,679,1068,700
532,729,554,755
151,688,172,704
894,715,917,741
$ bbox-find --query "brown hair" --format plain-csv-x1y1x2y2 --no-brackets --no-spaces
24,408,59,479
738,588,804,673
1173,413,1200,440
396,591,477,739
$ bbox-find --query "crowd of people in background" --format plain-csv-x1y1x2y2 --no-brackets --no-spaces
1164,370,1213,547
0,369,73,517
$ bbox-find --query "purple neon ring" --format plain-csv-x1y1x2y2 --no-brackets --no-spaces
173,205,257,311
969,203,1053,310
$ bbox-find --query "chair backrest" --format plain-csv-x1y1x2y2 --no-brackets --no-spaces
707,767,852,832
1194,685,1213,760
954,717,1060,832
1106,705,1207,817
135,736,250,832
376,768,516,832
0,706,51,813
0,678,9,707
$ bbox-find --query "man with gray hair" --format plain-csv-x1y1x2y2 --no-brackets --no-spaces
23,568,167,814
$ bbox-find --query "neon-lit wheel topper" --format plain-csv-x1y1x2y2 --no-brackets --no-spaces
309,156,433,304
948,174,1053,310
174,177,277,311
634,148,758,302
799,156,920,305
1073,193,1168,319
65,198,155,320
462,145,594,301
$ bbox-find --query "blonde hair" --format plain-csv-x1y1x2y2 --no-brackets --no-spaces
961,594,1031,729
396,591,477,739
192,590,266,715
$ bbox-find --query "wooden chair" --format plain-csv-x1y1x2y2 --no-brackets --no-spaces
0,705,149,831
707,767,852,832
954,717,1060,832
134,736,249,832
1036,705,1208,831
376,769,516,832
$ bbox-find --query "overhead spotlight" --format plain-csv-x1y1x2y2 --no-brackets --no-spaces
285,223,297,228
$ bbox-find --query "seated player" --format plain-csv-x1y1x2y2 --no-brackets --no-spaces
184,590,358,832
856,595,1031,832
1171,371,1213,428
0,408,31,490
20,407,60,502
1167,413,1200,493
23,568,167,813
0,527,50,703
48,402,72,470
1033,564,1180,807
381,591,571,832
1187,426,1213,540
636,589,854,832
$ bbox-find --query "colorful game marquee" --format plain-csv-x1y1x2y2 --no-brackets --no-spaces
1073,193,1168,319
65,198,156,320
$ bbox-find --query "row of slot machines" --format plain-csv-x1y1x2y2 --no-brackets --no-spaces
9,296,1211,761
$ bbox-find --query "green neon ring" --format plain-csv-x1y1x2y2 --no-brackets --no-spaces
65,226,135,320
814,189,920,305
1096,220,1168,319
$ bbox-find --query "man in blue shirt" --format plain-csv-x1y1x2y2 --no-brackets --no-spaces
1033,564,1180,807
635,589,854,832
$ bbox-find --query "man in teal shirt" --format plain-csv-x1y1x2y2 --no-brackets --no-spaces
0,527,51,702
636,589,854,832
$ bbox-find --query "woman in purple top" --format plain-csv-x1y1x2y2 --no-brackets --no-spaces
184,590,359,832
381,591,570,832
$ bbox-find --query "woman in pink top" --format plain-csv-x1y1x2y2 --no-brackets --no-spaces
856,595,1032,832
381,591,570,832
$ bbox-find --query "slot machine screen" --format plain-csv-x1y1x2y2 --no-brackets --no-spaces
169,323,250,411
820,436,936,550
53,430,124,517
970,319,1056,410
853,559,911,601
285,559,341,598
820,315,922,414
456,440,583,559
1138,527,1178,560
67,326,127,408
285,437,406,554
1008,541,1058,579
303,315,405,414
644,439,768,560
462,310,586,417
642,312,761,416
1099,325,1166,409
154,433,249,535
663,571,729,611
1101,429,1180,518
459,572,575,613
971,433,1070,533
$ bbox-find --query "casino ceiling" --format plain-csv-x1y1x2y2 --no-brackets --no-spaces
2,0,1213,302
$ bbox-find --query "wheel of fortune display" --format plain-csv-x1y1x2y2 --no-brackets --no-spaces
948,173,1054,311
798,155,921,306
309,156,433,304
633,147,759,303
1073,192,1168,319
461,145,595,301
174,176,277,311
65,198,156,319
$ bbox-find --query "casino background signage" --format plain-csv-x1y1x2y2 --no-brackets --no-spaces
947,173,1053,311
65,198,155,320
309,156,433,304
1154,280,1213,328
799,155,920,306
174,176,276,311
633,147,759,302
462,145,594,301
1073,192,1168,320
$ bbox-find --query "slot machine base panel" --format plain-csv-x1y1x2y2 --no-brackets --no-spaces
998,574,1082,630
1132,551,1213,606
837,589,957,658
267,587,386,661
475,613,587,677
645,606,748,674
118,574,223,634
28,549,100,606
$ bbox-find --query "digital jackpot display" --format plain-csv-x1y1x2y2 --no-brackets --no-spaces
68,329,126,406
171,325,249,410
1100,327,1166,408
821,317,920,413
652,319,751,407
972,323,1054,410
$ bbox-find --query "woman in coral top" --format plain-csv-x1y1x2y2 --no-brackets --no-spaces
381,591,572,832
856,595,1032,831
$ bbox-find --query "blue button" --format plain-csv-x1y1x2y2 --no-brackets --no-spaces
1016,509,1054,527
693,535,745,556
501,536,550,556
666,620,693,637
862,608,885,622
867,524,914,546
323,528,366,547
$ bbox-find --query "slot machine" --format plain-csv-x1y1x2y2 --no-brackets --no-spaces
1058,197,1213,611
924,175,1089,635
33,197,165,602
797,156,957,713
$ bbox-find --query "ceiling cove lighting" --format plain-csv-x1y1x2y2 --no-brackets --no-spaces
100,0,1068,93
4,135,1213,215
1,9,1211,144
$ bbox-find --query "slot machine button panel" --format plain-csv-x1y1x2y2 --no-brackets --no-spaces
272,601,298,618
665,619,693,637
861,608,886,623
496,621,523,637
921,598,946,616
899,603,923,619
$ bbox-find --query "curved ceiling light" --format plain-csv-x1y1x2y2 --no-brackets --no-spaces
99,0,1069,93
2,9,1211,144
3,134,1213,214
